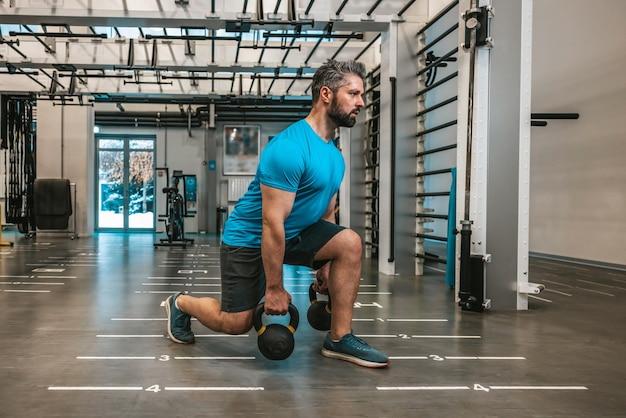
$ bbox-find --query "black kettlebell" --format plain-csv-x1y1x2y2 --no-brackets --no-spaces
307,283,332,331
253,302,299,360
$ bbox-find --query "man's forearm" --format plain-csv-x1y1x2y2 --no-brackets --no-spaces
261,224,286,290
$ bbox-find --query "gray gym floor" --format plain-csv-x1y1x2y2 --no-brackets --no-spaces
0,231,624,417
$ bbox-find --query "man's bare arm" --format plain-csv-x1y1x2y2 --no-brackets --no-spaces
260,184,296,315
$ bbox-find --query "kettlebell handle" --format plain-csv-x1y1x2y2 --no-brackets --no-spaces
308,283,332,309
253,302,300,335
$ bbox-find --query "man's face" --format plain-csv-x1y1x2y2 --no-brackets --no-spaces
327,74,365,128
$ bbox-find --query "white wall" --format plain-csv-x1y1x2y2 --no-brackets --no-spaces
530,0,626,266
35,101,95,236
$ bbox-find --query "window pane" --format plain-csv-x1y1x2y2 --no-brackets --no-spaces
129,139,154,150
99,138,124,149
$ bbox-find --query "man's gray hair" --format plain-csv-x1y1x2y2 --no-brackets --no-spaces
311,59,366,104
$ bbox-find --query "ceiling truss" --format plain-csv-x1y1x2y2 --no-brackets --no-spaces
0,0,424,105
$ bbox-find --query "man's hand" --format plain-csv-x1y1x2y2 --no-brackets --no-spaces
312,262,331,295
264,286,292,315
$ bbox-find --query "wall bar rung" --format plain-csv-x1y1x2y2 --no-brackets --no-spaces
416,168,453,177
416,24,458,57
416,191,450,198
365,98,381,109
415,233,448,242
414,253,447,264
417,72,458,97
416,143,457,157
416,0,460,36
417,96,458,118
416,120,457,137
416,213,448,220
530,113,579,120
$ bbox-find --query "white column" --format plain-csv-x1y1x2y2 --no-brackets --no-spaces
377,22,398,276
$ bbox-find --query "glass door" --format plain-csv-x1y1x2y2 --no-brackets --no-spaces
96,134,155,230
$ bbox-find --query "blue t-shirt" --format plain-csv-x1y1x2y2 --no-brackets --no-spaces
222,119,345,248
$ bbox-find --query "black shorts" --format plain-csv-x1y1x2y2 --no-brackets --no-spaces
219,220,345,312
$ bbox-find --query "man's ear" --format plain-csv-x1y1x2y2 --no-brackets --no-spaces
319,86,333,104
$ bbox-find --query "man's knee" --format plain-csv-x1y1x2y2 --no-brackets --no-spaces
339,229,362,258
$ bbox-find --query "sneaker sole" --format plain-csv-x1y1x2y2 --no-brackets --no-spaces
321,348,389,368
165,295,195,344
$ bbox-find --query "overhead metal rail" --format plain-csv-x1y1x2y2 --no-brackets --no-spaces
0,0,420,29
0,0,416,101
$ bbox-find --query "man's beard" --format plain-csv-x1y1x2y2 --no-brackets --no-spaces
328,97,358,128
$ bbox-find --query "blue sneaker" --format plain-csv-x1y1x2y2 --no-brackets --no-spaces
165,292,195,344
321,332,389,368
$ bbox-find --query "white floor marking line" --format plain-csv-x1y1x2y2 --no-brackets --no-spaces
411,335,481,339
356,334,400,338
77,356,157,360
576,287,615,297
424,265,446,273
444,357,526,360
386,319,448,322
21,282,65,286
377,386,471,391
96,334,249,338
148,276,220,280
48,387,144,391
389,356,430,360
0,275,30,279
545,288,573,297
164,387,264,391
543,279,574,288
136,291,197,295
36,276,78,279
528,295,552,303
377,385,588,391
3,289,51,293
577,279,620,289
174,357,255,360
97,334,165,338
489,386,588,390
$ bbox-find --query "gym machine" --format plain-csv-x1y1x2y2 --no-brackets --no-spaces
456,2,494,312
154,170,194,248
1,95,36,236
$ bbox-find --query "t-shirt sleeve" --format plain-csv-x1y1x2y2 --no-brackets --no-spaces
257,140,305,193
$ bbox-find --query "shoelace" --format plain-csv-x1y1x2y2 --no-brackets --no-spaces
343,333,369,350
